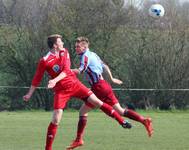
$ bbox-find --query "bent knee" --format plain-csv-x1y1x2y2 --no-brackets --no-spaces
52,109,63,125
52,117,61,125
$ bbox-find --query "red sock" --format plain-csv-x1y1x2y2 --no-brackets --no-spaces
45,122,58,150
76,116,87,140
124,109,144,123
100,103,124,125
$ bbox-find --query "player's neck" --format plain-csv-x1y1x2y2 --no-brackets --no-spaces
51,47,65,53
50,48,65,58
51,49,59,53
50,49,60,58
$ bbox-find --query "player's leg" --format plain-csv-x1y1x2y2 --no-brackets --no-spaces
45,109,63,150
87,94,131,128
45,90,69,150
77,103,93,141
67,104,93,149
90,80,131,128
113,103,145,122
113,103,153,137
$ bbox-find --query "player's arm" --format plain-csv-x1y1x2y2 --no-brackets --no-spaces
71,68,80,75
69,55,89,76
23,59,46,101
48,71,67,89
49,53,89,87
23,85,36,102
102,63,123,85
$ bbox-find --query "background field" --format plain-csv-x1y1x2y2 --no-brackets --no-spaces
0,110,189,150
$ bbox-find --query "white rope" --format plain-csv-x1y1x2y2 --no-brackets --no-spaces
0,85,189,91
113,88,189,91
0,86,48,89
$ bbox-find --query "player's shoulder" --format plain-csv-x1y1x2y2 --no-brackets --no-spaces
82,49,96,59
89,50,99,58
88,49,96,55
42,51,53,61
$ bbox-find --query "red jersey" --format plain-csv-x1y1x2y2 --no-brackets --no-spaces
32,48,78,91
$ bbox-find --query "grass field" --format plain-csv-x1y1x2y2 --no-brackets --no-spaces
0,110,189,150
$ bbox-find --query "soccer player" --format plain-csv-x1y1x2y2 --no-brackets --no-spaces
49,36,153,149
23,34,131,150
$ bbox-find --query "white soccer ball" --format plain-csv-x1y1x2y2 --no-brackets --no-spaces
149,4,165,18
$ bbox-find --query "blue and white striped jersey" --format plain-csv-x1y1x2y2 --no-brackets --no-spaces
79,49,104,85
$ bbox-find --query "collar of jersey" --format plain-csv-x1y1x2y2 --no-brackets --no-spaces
79,48,89,55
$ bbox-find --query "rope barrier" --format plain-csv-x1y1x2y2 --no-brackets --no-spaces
0,86,189,91
0,86,48,89
113,88,189,91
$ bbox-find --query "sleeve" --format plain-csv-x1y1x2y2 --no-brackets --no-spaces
79,55,90,73
31,59,46,87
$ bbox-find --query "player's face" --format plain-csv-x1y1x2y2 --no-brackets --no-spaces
54,38,64,50
75,42,86,54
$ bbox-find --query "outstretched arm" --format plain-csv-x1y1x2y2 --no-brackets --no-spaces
23,59,46,102
103,63,123,85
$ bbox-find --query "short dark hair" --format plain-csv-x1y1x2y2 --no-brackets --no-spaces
47,34,62,49
76,36,89,45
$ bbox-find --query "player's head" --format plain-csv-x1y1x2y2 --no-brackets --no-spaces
75,36,89,54
47,34,64,50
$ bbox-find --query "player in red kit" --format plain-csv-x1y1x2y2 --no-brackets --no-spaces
50,36,153,149
23,34,131,150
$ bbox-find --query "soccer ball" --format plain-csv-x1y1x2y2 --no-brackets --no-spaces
149,4,165,18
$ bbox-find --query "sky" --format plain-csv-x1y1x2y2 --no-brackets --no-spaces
149,0,189,3
179,0,189,3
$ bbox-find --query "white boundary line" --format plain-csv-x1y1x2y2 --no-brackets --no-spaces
0,86,189,91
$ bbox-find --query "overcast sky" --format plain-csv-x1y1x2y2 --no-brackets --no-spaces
180,0,189,3
150,0,189,3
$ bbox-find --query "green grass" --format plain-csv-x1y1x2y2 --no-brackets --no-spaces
0,110,189,150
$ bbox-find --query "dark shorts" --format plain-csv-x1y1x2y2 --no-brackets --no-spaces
85,80,118,108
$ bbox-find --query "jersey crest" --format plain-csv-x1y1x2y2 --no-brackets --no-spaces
53,64,60,72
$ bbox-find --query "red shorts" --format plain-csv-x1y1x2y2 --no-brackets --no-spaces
53,80,93,109
85,80,118,108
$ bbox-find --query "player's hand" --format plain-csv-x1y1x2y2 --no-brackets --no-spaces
112,78,123,85
23,94,31,102
48,79,56,89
